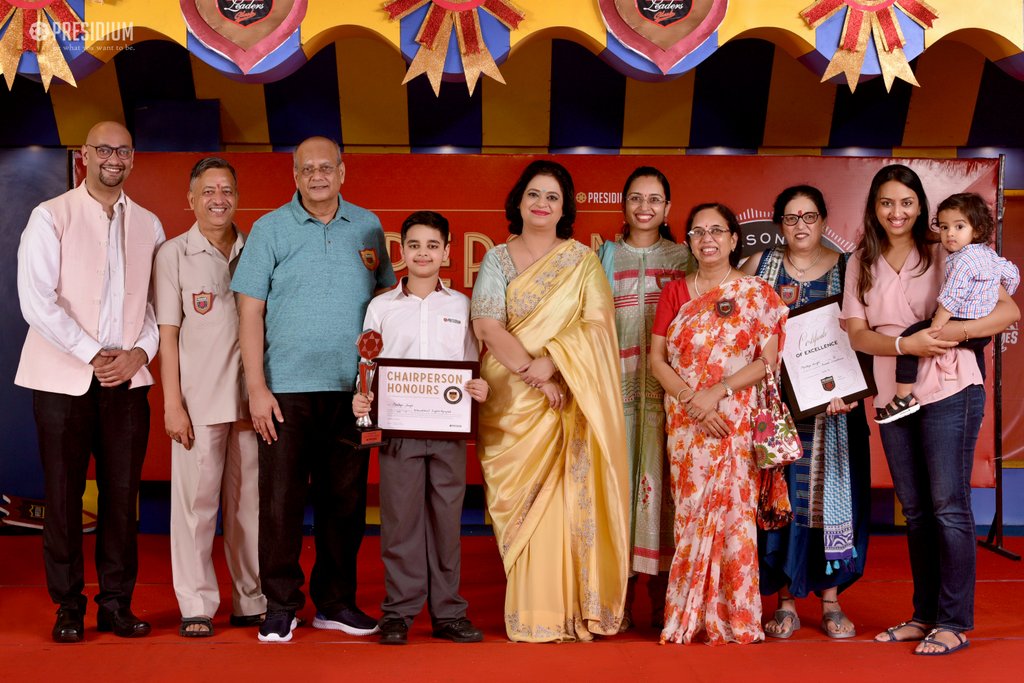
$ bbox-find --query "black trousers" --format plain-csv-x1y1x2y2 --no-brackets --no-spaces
32,380,150,613
258,391,370,615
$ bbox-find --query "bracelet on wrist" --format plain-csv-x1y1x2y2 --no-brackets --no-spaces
962,322,970,342
675,387,690,402
895,335,904,356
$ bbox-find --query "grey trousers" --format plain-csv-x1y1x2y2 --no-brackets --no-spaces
378,438,469,626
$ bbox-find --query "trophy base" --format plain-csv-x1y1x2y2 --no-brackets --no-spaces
343,426,385,450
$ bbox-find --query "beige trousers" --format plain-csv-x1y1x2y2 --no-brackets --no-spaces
170,421,265,618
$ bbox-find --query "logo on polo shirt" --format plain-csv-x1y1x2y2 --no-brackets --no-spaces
360,248,379,271
193,291,214,315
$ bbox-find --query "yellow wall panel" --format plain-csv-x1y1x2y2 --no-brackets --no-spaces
719,0,814,45
191,56,270,145
762,47,835,148
50,59,124,147
482,39,551,150
84,0,187,47
337,37,409,149
928,0,1023,52
303,3,401,48
903,41,985,147
622,74,694,150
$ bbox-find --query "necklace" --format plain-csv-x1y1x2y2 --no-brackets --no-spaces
785,247,824,280
693,268,731,297
519,235,557,266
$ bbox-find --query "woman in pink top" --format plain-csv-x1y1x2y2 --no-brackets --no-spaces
841,164,1019,656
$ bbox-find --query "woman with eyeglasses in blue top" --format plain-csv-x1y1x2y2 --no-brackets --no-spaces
741,185,871,641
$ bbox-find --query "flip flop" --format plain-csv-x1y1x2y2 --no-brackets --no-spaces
179,616,214,638
765,609,800,639
913,627,969,656
821,610,856,639
877,620,931,643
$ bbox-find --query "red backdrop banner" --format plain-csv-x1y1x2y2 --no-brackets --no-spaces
76,153,1005,486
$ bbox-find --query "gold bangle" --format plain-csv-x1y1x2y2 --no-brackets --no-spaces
962,322,970,342
675,387,689,402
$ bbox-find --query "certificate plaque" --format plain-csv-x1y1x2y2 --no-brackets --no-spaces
779,295,876,420
370,358,480,440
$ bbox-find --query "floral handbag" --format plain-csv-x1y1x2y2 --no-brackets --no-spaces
750,360,802,469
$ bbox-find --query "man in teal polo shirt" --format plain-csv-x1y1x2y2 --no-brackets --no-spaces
232,136,396,642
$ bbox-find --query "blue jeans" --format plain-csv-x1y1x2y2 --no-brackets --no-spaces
879,384,984,632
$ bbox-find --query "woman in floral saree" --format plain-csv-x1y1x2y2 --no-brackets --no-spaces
471,161,629,642
651,203,788,644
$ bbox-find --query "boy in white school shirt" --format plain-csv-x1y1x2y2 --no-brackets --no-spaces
353,211,488,645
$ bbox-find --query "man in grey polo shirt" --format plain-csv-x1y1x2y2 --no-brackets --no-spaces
231,136,396,642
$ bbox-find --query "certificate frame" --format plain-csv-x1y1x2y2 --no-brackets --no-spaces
370,358,480,440
779,294,876,420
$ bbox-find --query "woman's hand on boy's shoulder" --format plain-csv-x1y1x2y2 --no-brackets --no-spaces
466,378,490,403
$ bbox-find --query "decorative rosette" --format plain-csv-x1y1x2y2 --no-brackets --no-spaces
801,0,938,91
357,329,385,361
0,0,84,90
383,0,525,96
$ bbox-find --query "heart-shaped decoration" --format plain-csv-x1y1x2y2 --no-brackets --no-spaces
181,0,307,73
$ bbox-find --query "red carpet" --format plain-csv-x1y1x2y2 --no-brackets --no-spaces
1,534,1022,681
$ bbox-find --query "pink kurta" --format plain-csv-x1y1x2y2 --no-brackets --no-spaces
841,243,983,407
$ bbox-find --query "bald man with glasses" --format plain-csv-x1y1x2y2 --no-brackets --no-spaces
16,121,164,642
232,136,396,642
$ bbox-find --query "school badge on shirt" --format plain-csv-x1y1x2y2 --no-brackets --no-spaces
193,291,214,315
359,248,379,271
656,273,680,290
778,283,799,306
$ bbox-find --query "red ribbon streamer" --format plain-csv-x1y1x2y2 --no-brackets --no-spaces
876,8,900,50
483,0,524,29
842,7,864,50
47,1,84,41
21,8,37,52
896,0,937,26
459,11,479,54
383,0,428,21
802,0,846,26
418,2,448,48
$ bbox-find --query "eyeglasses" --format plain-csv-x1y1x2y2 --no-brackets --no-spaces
780,212,819,226
299,164,338,178
87,144,133,160
688,226,731,240
625,193,666,207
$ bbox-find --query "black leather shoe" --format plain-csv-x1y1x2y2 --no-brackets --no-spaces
379,618,408,645
52,607,84,643
432,617,483,643
97,607,151,638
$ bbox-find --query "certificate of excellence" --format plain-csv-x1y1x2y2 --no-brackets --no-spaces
371,358,479,440
779,295,876,420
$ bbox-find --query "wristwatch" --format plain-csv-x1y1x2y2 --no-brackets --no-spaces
720,379,734,397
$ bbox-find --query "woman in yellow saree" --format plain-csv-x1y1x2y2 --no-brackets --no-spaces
471,161,629,642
